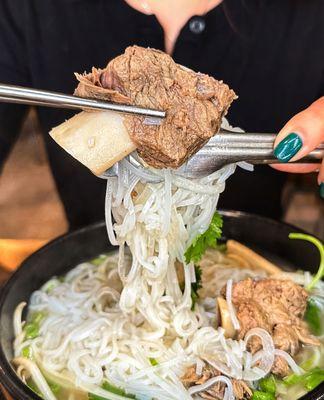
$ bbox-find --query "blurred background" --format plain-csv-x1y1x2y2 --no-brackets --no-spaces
0,108,323,283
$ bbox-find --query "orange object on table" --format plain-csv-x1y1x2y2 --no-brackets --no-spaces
0,238,48,271
1,385,12,400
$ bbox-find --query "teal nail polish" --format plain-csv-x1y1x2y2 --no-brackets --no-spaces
320,183,324,199
274,133,303,162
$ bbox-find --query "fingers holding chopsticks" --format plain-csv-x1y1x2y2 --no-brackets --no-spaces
272,96,324,187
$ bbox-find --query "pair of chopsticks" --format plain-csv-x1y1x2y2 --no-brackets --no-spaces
0,83,166,118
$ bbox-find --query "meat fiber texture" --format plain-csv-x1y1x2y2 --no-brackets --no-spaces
182,365,252,400
75,46,237,169
225,278,320,376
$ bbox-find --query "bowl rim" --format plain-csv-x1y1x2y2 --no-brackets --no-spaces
0,211,323,399
0,221,105,400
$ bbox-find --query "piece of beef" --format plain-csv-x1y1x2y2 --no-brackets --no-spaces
273,323,300,356
235,300,272,339
182,365,252,400
250,278,308,319
222,278,320,376
182,364,220,386
74,46,236,169
232,380,253,400
271,355,291,377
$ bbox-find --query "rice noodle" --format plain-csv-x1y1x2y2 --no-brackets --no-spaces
105,179,118,246
13,302,26,337
225,280,240,330
195,358,205,376
237,161,254,171
12,358,56,400
243,328,275,380
188,375,234,399
274,350,304,375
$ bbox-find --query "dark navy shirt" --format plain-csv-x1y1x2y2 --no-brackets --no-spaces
1,0,324,228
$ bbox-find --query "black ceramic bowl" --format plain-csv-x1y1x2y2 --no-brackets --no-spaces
0,211,323,400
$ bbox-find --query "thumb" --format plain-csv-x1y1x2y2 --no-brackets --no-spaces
274,97,324,163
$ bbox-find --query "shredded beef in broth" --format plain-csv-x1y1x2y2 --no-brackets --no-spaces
222,278,320,376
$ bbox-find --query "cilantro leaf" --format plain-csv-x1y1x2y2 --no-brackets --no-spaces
185,212,223,264
184,212,223,309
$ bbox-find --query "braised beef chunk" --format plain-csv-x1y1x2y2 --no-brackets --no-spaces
182,364,221,386
74,46,236,169
224,278,320,376
182,365,252,400
271,355,290,377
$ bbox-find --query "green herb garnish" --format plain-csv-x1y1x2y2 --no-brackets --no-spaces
301,354,319,371
179,265,203,309
27,380,42,396
259,375,276,395
91,254,107,266
283,373,301,386
89,381,136,400
284,368,324,391
185,212,223,264
22,345,32,359
24,311,46,339
289,233,324,290
102,381,135,399
251,390,275,400
88,393,103,400
304,370,324,391
48,380,61,394
184,212,223,309
305,297,322,335
252,375,277,400
27,378,60,397
149,358,158,366
24,323,39,339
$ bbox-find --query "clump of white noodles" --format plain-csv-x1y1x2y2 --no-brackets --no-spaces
105,160,237,336
13,120,295,400
13,257,279,400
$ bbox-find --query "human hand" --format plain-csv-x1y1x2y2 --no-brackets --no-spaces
272,97,324,196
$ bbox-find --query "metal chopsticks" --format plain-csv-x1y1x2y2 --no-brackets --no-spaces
0,84,166,118
181,133,324,178
1,83,323,175
198,133,324,163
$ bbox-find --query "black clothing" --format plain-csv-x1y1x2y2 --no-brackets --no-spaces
1,0,324,229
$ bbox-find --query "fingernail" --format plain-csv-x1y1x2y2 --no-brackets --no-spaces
320,183,324,199
274,133,303,162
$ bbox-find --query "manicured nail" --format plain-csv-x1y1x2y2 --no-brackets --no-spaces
274,133,303,162
320,183,324,199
